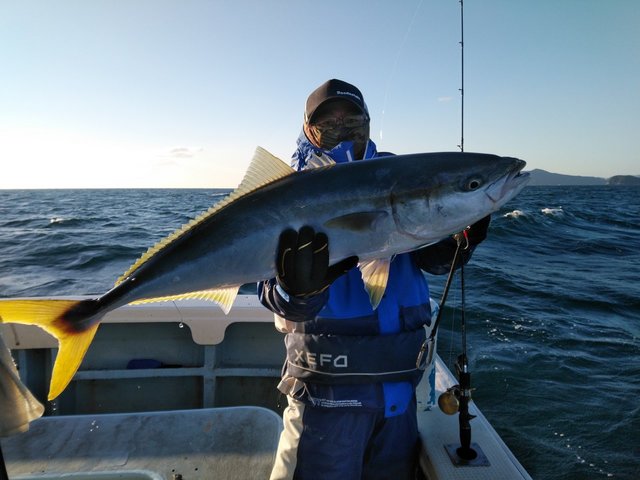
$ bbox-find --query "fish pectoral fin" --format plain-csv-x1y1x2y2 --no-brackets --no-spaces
0,298,103,400
358,259,391,309
129,285,241,315
324,211,388,232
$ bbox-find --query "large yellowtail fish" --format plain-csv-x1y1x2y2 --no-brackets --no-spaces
0,147,529,399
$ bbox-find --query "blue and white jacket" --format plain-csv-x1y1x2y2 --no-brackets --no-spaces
258,132,467,418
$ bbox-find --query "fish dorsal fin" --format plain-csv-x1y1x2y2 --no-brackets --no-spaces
239,146,297,190
116,147,294,286
129,286,240,315
358,258,391,309
306,152,336,169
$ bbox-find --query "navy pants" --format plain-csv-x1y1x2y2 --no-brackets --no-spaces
270,395,419,480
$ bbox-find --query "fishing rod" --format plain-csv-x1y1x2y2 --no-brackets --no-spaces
416,228,484,463
422,231,481,461
450,0,479,462
451,252,478,461
417,0,470,388
459,0,464,153
440,0,489,466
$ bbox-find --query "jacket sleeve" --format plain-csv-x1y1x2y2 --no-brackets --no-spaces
258,278,329,322
412,215,491,275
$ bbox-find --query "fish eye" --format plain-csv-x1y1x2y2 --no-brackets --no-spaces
465,178,482,191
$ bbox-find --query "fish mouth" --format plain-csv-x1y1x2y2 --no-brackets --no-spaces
486,158,530,203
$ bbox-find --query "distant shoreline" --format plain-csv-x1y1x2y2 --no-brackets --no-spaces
526,169,640,186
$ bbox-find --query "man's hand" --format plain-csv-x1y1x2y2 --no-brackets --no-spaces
276,226,358,297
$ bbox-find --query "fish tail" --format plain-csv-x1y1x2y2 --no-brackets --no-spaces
0,298,103,400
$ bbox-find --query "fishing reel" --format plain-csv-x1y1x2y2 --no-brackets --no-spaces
437,384,477,415
438,354,477,417
438,356,483,462
438,385,462,415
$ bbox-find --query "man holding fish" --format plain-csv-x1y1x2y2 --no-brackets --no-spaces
259,79,490,480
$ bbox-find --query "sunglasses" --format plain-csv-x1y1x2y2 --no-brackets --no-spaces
310,114,370,132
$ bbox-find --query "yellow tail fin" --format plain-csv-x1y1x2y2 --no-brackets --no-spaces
0,299,101,400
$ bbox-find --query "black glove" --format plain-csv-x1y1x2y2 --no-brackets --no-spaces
276,226,358,298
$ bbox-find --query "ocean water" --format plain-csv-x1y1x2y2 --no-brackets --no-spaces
0,186,638,479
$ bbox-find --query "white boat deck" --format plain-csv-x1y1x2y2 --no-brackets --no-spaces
2,296,532,479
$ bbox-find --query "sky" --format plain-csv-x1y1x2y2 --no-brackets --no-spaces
1,0,638,188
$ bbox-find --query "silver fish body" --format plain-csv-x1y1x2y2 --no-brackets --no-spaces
109,150,528,307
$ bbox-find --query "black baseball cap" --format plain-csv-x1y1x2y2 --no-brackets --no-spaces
304,79,369,123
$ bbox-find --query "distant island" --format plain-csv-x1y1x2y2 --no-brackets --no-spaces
526,169,640,186
607,175,640,186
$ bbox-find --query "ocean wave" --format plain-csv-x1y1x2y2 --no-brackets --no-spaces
503,209,525,219
541,206,564,216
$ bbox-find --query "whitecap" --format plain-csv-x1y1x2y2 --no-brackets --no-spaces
49,217,66,224
504,209,525,218
541,207,564,216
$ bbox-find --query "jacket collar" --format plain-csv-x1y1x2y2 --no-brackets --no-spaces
291,130,377,171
